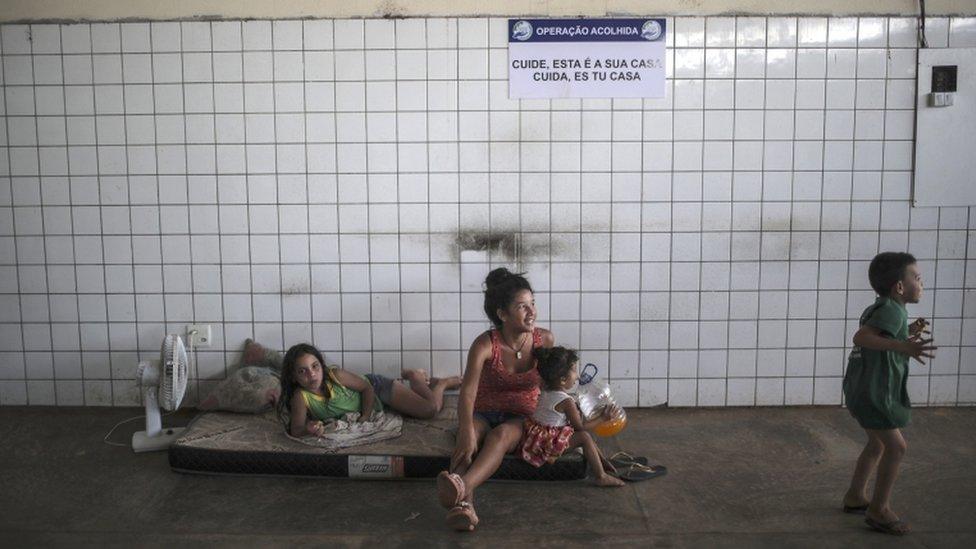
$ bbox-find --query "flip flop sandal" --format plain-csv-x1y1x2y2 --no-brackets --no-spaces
609,451,649,470
616,461,668,482
436,471,466,508
842,504,869,514
865,516,910,536
446,502,479,532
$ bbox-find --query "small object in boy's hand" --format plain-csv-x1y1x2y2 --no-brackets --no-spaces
909,317,930,337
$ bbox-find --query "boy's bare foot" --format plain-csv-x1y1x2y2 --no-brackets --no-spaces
432,375,462,391
842,489,869,509
866,506,908,531
401,369,429,385
865,508,911,535
594,474,626,487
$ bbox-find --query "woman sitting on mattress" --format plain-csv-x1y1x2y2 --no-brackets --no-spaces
435,268,554,531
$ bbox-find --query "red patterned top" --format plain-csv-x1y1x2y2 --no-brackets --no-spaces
473,328,543,417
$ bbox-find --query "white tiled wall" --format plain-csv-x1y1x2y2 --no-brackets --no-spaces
1,17,975,407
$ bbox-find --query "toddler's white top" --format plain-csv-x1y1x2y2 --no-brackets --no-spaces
531,389,572,427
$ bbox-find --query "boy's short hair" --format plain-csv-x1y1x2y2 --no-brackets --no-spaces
868,252,917,296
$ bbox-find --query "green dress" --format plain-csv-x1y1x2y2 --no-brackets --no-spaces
843,296,911,429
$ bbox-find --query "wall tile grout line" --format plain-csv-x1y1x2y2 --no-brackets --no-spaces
810,16,831,408
696,17,713,406
393,20,405,375
58,24,85,404
783,16,799,405
0,26,28,405
95,24,115,405
26,24,58,405
360,21,373,375
330,20,345,364
269,21,286,378
957,206,971,404
755,16,772,405
175,21,200,401
208,21,228,384
423,19,433,377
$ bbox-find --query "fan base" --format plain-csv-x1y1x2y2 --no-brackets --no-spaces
132,427,186,453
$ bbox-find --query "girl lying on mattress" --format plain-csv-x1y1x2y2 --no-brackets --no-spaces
277,343,461,437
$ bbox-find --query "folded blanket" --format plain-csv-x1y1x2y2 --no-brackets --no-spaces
290,411,403,452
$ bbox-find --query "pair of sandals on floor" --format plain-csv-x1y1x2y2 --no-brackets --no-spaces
842,504,911,536
436,452,667,532
606,451,668,482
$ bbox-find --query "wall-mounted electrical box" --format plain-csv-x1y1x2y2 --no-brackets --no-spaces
913,48,976,207
928,65,957,106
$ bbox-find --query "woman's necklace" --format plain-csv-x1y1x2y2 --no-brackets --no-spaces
503,332,529,359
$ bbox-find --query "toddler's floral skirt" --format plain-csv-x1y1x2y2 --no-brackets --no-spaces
519,417,575,467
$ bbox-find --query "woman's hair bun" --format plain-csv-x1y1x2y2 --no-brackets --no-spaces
484,267,513,289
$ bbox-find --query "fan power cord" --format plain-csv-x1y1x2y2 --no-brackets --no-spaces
102,411,176,447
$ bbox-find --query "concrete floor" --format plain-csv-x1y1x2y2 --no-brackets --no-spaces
1,406,974,548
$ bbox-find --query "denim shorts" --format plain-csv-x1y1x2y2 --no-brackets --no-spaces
473,410,523,428
364,373,394,405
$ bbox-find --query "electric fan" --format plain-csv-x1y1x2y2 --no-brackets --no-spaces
131,334,190,453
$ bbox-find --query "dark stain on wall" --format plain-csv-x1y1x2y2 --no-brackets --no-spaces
454,230,565,261
281,283,309,296
521,236,556,258
457,230,519,258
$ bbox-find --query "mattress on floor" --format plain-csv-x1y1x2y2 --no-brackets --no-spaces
169,395,585,480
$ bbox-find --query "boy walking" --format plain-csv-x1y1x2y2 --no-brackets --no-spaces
842,252,937,535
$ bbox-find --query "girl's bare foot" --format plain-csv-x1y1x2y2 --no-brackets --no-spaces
594,474,625,487
432,375,462,391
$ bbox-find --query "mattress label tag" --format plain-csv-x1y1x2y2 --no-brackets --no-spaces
348,455,405,479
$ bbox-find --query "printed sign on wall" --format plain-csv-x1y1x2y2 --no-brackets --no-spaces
508,18,667,98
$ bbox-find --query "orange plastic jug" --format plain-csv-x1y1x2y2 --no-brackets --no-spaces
592,414,627,437
576,363,627,437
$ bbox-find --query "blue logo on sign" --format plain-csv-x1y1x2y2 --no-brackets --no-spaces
512,20,533,41
641,20,662,41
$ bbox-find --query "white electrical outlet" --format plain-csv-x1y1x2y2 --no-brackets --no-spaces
186,324,212,347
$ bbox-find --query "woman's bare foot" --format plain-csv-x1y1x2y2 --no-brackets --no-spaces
594,473,625,487
432,375,462,391
446,501,478,532
401,368,429,385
